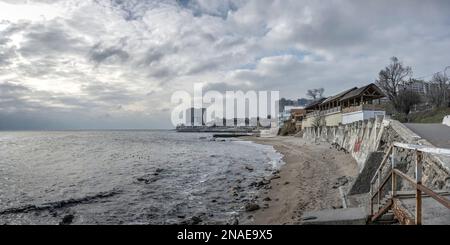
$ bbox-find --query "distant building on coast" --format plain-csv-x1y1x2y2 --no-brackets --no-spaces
185,108,206,126
279,98,312,113
400,79,428,95
302,83,386,129
278,106,306,128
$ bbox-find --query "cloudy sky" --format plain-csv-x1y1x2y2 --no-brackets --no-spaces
1,0,450,129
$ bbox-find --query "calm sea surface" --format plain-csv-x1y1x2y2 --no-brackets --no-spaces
0,131,282,225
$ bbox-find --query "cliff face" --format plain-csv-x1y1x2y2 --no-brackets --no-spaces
303,117,450,191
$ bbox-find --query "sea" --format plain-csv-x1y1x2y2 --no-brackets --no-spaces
0,131,283,225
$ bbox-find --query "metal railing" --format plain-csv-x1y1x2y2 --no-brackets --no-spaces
342,104,384,114
305,106,341,118
370,142,450,225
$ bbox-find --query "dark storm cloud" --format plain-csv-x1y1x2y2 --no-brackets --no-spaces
0,82,47,113
18,22,88,57
89,42,130,65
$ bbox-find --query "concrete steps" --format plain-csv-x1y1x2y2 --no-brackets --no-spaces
371,210,399,225
300,207,368,225
371,191,450,225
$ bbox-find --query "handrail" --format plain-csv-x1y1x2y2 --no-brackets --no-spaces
393,169,450,209
370,172,391,201
394,142,450,156
370,142,450,225
370,145,393,185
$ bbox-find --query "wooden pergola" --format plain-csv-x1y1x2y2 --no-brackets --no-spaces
340,83,385,109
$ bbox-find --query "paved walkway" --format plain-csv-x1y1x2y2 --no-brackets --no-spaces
404,123,450,148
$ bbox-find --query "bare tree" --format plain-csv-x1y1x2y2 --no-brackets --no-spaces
428,73,449,108
376,57,412,100
307,88,325,101
311,114,325,143
376,57,414,113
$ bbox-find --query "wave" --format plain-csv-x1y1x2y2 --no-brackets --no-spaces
0,189,121,216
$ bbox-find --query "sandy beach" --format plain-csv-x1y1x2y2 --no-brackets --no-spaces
242,136,359,225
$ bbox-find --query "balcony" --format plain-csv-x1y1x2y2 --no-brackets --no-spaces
306,106,341,118
342,104,384,114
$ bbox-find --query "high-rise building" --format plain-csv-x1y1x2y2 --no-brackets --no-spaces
185,108,206,126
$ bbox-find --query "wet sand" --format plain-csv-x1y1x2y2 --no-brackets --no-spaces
242,136,358,225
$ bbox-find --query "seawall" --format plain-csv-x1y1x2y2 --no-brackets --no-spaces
303,117,450,191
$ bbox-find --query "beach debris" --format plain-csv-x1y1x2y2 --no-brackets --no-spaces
191,216,202,225
283,181,290,185
59,214,75,225
249,179,270,188
228,218,239,225
180,215,203,225
302,216,317,221
270,175,281,180
136,175,160,184
332,176,349,189
154,168,164,175
229,185,242,197
332,205,344,209
244,203,260,212
136,169,166,184
263,197,271,202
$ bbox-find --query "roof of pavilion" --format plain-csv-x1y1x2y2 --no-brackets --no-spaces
340,83,385,102
321,87,358,105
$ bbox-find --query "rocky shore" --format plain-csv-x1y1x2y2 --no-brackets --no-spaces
240,136,359,225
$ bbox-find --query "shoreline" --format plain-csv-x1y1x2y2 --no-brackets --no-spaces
240,136,359,225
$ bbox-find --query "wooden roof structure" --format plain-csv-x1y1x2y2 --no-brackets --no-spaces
321,87,358,105
304,98,327,110
340,83,384,102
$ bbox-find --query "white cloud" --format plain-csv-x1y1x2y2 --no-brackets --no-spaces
1,0,450,129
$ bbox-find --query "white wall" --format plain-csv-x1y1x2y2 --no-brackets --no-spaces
443,115,450,127
342,110,385,125
342,111,364,125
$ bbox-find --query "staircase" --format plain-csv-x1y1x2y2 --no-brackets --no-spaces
369,143,450,225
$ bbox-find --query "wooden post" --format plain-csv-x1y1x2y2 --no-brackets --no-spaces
415,151,423,225
378,169,382,210
391,147,396,197
370,184,374,216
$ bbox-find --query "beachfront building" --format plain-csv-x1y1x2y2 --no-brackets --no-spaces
302,83,386,129
278,106,305,128
301,98,326,129
340,84,386,124
317,87,358,127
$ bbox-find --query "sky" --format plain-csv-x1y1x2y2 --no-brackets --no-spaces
1,0,450,130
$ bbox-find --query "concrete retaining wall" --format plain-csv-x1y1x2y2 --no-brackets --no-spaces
303,117,450,191
443,115,450,127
